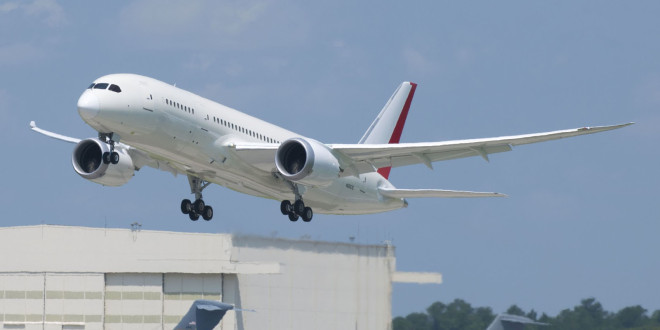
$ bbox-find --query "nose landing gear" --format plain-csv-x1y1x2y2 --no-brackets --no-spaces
181,175,214,221
99,132,120,165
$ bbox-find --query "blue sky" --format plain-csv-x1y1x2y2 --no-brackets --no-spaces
1,0,657,318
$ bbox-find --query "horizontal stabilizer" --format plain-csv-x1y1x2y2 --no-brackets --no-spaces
379,187,506,198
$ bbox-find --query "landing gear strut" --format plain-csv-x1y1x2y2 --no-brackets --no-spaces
280,182,313,222
99,132,120,165
180,175,214,221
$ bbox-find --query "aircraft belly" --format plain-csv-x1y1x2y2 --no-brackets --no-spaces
305,174,406,215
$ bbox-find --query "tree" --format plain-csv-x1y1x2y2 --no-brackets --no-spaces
392,316,413,330
614,305,647,328
394,297,660,330
402,312,432,330
651,310,660,325
427,301,447,329
526,309,538,321
506,304,525,316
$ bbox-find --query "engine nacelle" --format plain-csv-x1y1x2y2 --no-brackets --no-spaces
72,138,135,187
275,137,341,187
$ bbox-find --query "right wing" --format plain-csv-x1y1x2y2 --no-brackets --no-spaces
29,121,180,176
330,123,633,177
30,121,81,144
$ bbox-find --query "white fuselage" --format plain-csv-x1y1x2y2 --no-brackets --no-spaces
78,74,404,215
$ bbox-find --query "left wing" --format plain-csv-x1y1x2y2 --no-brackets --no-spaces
329,123,633,176
231,123,631,177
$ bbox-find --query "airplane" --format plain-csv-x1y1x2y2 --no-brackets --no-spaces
486,314,548,330
174,299,253,330
30,73,632,222
174,300,234,330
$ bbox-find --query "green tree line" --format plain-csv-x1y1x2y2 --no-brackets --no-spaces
393,298,660,330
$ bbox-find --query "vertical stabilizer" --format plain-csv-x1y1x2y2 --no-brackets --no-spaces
359,81,417,179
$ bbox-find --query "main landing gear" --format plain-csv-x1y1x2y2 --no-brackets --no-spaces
180,175,214,221
99,132,120,165
279,182,313,222
280,199,313,222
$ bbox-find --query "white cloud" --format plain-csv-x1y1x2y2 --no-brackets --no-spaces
0,42,44,66
117,0,308,51
0,2,19,13
183,53,214,71
24,0,67,27
402,47,438,74
0,0,66,27
0,89,10,121
454,48,476,66
331,39,356,59
633,74,660,108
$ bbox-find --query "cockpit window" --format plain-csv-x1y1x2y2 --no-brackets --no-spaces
109,84,122,93
93,83,109,90
88,83,95,89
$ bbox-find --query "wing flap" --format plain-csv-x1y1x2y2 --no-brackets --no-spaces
232,142,279,172
378,187,506,198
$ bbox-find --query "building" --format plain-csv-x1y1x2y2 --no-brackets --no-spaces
0,225,441,330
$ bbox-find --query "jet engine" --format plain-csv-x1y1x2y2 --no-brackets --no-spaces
72,138,135,187
275,137,341,187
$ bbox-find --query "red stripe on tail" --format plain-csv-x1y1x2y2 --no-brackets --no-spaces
378,82,417,179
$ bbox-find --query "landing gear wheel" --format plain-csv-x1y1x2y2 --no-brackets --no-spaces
189,212,200,221
293,200,305,215
110,152,119,164
102,152,111,164
181,199,192,214
288,212,299,222
193,199,206,214
301,207,313,222
202,206,213,221
280,200,292,215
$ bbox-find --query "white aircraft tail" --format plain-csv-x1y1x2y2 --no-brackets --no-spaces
359,82,417,179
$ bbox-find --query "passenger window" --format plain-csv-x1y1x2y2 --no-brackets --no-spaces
93,83,109,90
109,84,122,93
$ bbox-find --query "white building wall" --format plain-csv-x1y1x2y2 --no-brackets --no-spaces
104,273,163,330
0,226,426,330
0,274,44,329
163,274,223,328
44,273,103,329
227,236,395,330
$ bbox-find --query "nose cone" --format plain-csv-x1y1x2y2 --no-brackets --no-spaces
77,92,99,121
